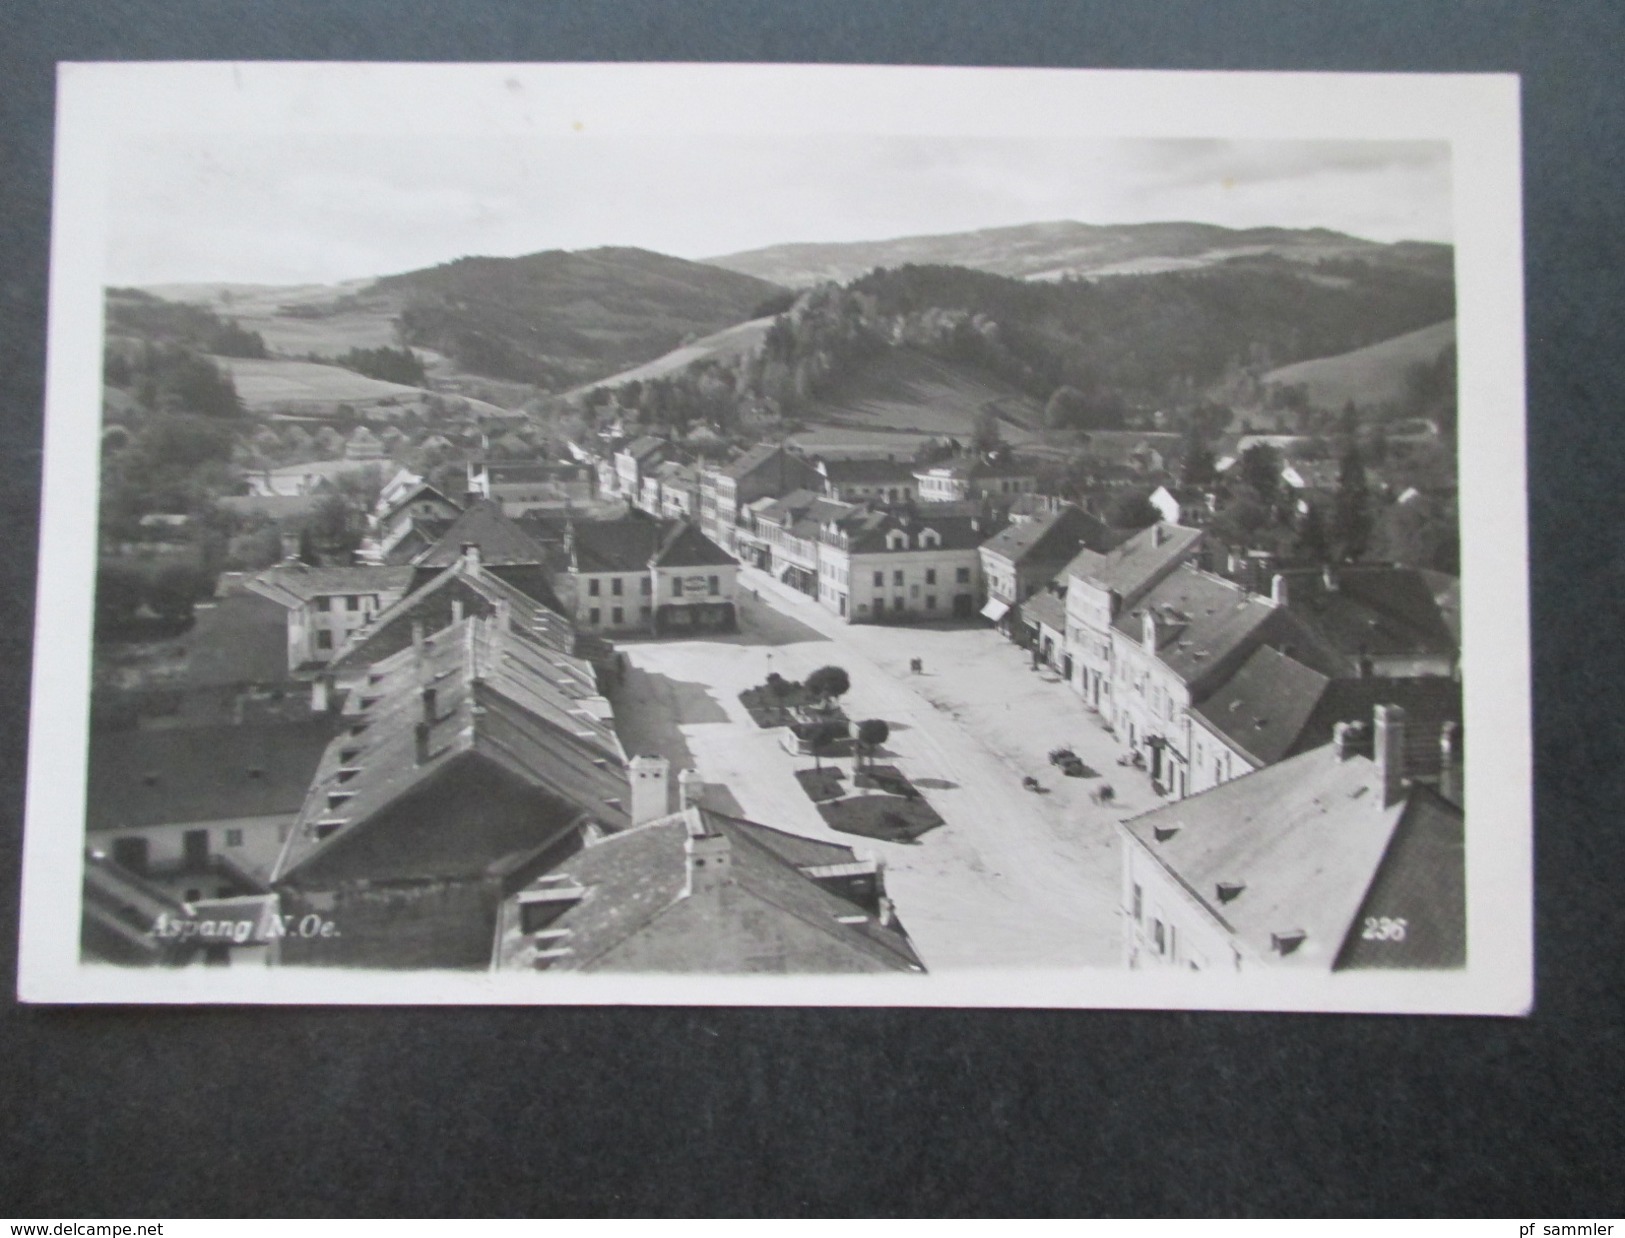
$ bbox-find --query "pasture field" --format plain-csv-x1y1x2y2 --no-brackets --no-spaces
1262,318,1455,409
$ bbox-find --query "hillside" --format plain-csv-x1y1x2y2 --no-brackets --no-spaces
566,316,777,398
212,357,509,419
373,246,784,388
1262,319,1456,409
707,220,1451,288
789,347,1041,453
138,247,786,393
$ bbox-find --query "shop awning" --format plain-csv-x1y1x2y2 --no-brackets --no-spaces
980,598,1011,622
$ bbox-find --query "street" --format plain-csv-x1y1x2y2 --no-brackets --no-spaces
608,565,1158,971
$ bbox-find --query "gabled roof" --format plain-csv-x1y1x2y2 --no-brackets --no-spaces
244,562,415,608
1022,588,1067,634
572,516,735,573
495,807,924,974
378,481,461,525
1276,566,1458,662
87,720,336,831
1114,566,1287,694
841,511,989,555
328,555,582,673
619,436,668,463
414,500,550,570
274,615,628,883
1122,743,1462,969
1191,646,1462,771
980,505,1121,567
914,455,1035,480
1066,521,1204,600
482,461,587,484
818,457,919,485
717,442,787,480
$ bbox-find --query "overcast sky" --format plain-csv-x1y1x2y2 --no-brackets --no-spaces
106,135,1451,287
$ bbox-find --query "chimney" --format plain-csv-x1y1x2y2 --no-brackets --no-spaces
414,720,431,766
420,685,437,724
1373,704,1408,807
1152,523,1166,547
462,542,482,571
411,617,425,653
1439,720,1461,805
451,598,464,625
1332,720,1356,761
310,674,332,714
678,768,705,811
628,754,672,826
1142,609,1160,653
683,813,732,895
1270,573,1289,606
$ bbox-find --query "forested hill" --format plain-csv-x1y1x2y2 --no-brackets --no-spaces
707,219,1452,288
371,246,786,388
836,255,1454,404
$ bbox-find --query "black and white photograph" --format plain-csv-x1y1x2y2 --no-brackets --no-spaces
17,62,1530,1010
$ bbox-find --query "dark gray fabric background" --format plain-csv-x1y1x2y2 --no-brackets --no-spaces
1,0,1619,1217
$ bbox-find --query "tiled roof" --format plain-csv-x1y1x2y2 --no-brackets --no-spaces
328,556,583,673
1022,588,1067,634
621,436,668,462
818,457,919,485
1277,566,1458,662
719,442,786,480
495,807,924,974
1191,646,1463,771
86,720,337,831
842,512,989,555
273,615,629,884
185,590,292,687
1122,743,1459,968
1115,566,1287,694
244,562,415,608
572,516,735,573
980,505,1121,567
484,461,584,484
415,500,551,570
1066,522,1204,600
378,481,460,524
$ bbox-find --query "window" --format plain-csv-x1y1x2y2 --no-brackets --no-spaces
640,605,651,620
873,570,884,587
926,595,936,610
956,567,971,583
588,578,601,597
316,596,332,612
1153,918,1165,954
671,577,682,597
1133,883,1143,922
589,607,600,626
225,828,244,848
612,607,624,625
641,577,651,596
708,575,719,596
345,595,359,611
893,570,904,587
612,577,623,596
316,630,334,650
925,568,937,585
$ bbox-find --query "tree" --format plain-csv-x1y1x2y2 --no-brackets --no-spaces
806,719,846,772
855,718,890,769
1237,443,1282,504
1293,500,1332,566
1105,491,1159,531
1332,444,1373,562
805,664,851,707
1044,385,1088,431
1181,442,1218,488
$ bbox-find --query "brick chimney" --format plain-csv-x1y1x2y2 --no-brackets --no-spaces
683,813,732,895
628,754,671,826
414,720,431,766
462,542,482,571
1152,523,1166,547
420,685,437,725
1270,573,1290,606
1374,704,1408,807
411,617,425,653
678,768,705,811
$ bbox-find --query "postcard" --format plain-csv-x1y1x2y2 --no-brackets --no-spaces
18,62,1530,1011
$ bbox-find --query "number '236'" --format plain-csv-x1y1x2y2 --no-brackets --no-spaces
1362,916,1407,942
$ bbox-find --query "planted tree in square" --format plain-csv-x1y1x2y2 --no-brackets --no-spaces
805,664,851,709
855,718,890,769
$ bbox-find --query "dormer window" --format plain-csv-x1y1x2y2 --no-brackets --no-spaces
919,528,940,549
1271,929,1307,956
885,529,907,550
1215,881,1246,904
